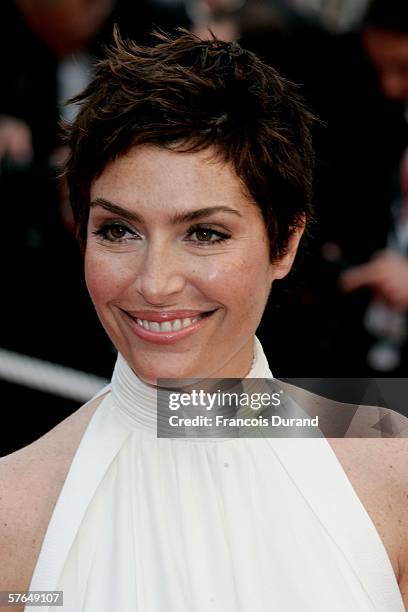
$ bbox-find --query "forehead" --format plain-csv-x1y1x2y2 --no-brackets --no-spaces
90,145,259,218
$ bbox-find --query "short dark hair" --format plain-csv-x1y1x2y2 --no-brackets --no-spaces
64,28,315,260
363,0,408,34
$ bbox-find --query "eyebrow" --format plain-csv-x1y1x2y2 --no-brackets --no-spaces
90,197,242,224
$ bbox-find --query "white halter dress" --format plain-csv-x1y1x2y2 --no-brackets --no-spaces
27,338,405,611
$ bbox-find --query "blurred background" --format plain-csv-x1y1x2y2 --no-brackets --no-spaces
1,0,408,454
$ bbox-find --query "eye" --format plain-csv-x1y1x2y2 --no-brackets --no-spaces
186,225,231,245
92,222,139,243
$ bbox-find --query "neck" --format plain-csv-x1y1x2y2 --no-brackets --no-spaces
110,336,273,434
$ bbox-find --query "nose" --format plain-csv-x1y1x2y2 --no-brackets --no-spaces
134,239,187,305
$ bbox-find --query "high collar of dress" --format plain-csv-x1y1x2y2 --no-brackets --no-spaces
110,336,272,433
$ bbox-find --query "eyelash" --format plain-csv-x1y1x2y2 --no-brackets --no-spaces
186,224,230,245
92,222,231,246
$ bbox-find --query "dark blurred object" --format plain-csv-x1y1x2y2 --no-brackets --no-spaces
0,155,115,375
0,381,79,456
97,0,190,46
0,1,59,159
364,0,408,33
241,10,408,376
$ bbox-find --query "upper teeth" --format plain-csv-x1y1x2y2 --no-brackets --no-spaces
135,316,202,332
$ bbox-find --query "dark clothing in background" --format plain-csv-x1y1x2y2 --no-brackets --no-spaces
241,24,408,376
1,1,59,158
99,0,190,46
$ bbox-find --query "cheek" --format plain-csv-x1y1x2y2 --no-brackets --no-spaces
198,248,271,312
84,250,128,309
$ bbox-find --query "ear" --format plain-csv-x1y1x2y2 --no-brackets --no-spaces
269,220,305,281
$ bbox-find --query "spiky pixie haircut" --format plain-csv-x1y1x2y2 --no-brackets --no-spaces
64,28,315,261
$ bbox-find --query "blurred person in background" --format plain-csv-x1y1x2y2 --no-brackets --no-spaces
339,0,408,373
239,0,408,376
0,0,114,165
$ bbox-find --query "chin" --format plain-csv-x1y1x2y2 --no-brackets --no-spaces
129,356,201,387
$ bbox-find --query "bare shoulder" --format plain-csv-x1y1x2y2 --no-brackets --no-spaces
328,436,408,604
280,377,408,603
0,392,107,599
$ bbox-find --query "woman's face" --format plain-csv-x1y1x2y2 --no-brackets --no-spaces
86,145,302,384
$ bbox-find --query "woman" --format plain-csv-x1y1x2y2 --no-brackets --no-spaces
1,30,407,611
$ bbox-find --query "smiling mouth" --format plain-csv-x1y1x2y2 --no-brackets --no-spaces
124,310,216,334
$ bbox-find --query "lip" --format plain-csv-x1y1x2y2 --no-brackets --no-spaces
124,309,211,323
120,309,217,345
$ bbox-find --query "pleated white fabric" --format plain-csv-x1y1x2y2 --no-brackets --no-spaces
27,338,405,611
